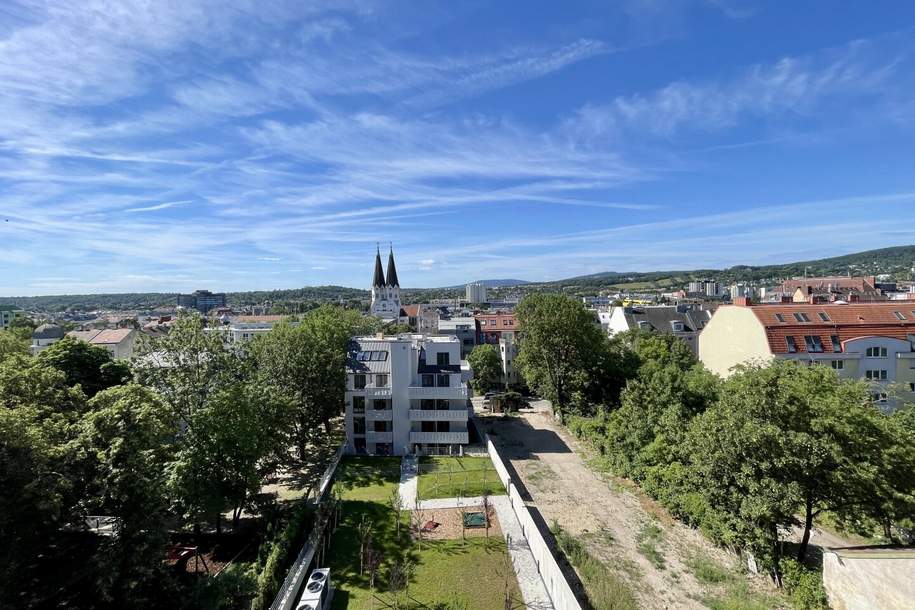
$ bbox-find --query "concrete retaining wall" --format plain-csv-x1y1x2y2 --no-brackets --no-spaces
486,436,582,610
822,546,915,610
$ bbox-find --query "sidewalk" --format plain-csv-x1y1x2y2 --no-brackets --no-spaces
399,454,418,509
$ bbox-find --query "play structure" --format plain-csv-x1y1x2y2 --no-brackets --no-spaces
462,511,486,528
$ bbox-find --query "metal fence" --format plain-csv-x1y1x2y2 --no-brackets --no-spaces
485,435,582,610
269,443,346,610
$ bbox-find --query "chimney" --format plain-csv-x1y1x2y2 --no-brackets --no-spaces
849,294,859,303
734,296,751,307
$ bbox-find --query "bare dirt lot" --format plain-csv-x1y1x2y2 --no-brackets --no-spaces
480,400,783,610
411,506,502,541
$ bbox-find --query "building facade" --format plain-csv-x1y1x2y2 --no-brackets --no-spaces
699,298,915,410
67,328,137,359
30,323,65,355
370,247,402,320
0,305,24,330
605,304,712,355
344,334,470,456
465,282,487,304
177,290,227,313
437,316,477,358
401,304,439,334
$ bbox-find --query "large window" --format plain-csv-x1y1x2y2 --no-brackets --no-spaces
422,374,434,387
421,399,435,410
353,374,366,389
894,311,907,321
373,399,388,410
804,336,824,353
775,313,786,323
353,417,366,434
786,336,798,353
437,374,450,387
818,312,831,322
793,312,811,322
831,360,844,370
375,374,388,387
352,396,365,412
865,369,888,381
436,352,450,366
356,351,389,361
865,347,888,358
436,399,450,410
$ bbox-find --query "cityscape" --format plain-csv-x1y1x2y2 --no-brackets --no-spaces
2,3,915,610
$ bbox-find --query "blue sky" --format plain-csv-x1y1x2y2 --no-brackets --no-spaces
3,1,915,295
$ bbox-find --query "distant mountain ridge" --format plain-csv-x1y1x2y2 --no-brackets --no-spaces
3,245,913,312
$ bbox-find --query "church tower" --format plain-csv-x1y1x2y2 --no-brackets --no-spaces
370,245,402,319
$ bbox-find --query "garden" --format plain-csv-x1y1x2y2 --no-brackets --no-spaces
415,456,505,501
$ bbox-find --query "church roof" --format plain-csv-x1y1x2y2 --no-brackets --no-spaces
386,248,400,287
372,248,385,287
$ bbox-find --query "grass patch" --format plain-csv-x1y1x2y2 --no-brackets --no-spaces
328,457,520,609
687,556,732,585
685,554,788,610
417,456,504,500
552,522,638,610
636,523,666,570
700,581,775,610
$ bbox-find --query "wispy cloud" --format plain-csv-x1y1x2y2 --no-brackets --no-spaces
124,200,192,213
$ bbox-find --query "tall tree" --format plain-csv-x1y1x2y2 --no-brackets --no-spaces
514,293,609,420
79,384,178,607
467,344,503,393
0,330,29,362
37,335,131,397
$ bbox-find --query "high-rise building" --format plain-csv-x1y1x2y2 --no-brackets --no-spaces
344,334,470,456
465,282,487,304
370,246,402,320
177,290,226,313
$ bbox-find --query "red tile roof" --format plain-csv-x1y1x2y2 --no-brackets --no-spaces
741,302,915,354
401,305,420,317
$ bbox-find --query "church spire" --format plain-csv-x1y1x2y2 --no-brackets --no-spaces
372,245,385,287
386,245,400,287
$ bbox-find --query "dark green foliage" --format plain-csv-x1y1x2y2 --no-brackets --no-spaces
467,343,502,393
38,335,131,397
780,559,829,610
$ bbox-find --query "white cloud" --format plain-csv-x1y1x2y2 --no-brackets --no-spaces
124,200,192,213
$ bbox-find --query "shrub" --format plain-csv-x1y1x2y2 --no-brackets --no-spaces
250,502,314,610
780,559,829,610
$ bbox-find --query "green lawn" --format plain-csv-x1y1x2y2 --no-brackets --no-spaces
416,456,505,500
328,457,520,609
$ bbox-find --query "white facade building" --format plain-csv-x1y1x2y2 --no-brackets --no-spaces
0,305,24,330
344,334,470,456
67,328,137,359
605,304,711,355
465,282,487,304
370,247,402,320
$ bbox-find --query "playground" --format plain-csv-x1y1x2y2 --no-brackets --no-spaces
410,506,501,541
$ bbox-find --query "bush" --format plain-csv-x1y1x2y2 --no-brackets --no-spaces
250,502,314,610
780,559,829,610
551,522,638,610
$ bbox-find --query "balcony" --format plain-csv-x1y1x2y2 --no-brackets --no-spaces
408,409,468,421
366,431,393,443
364,387,392,398
409,431,469,444
366,409,394,421
408,385,468,400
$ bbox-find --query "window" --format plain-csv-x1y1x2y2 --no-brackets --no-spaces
866,347,888,358
786,336,797,353
353,417,366,434
435,421,450,432
503,319,509,325
436,399,450,410
437,374,450,387
775,313,786,323
373,399,387,410
375,374,388,387
436,352,450,366
793,312,811,322
421,399,435,410
352,396,365,412
463,339,473,345
422,374,434,387
373,420,389,432
353,374,366,389
831,360,844,370
872,392,888,403
865,369,888,381
356,351,389,361
894,311,906,321
830,335,841,352
818,312,831,322
804,336,824,353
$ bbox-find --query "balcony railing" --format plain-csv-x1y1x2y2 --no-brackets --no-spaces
409,431,469,444
366,431,393,443
408,409,468,421
407,385,468,400
366,409,394,421
364,387,392,398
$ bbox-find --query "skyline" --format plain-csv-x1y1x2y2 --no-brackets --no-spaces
4,2,915,296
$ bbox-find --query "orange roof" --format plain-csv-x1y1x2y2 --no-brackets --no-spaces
401,305,420,317
740,302,915,354
89,329,134,344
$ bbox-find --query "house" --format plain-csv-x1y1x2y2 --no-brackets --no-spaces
437,316,477,358
31,323,66,354
699,297,915,410
0,304,24,330
344,334,470,456
605,304,712,355
67,328,137,359
780,276,886,303
400,304,439,334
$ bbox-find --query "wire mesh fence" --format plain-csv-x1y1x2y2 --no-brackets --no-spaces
416,457,505,501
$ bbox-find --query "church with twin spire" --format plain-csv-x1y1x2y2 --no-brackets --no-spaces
370,246,402,320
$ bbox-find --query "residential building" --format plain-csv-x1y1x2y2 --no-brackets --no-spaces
688,279,722,298
780,276,885,303
582,296,612,307
465,282,487,304
475,311,517,346
437,316,477,358
729,283,754,299
699,298,915,410
605,304,711,355
177,290,227,313
67,328,137,359
401,304,439,334
0,304,24,330
31,323,65,354
344,334,470,456
498,332,522,387
370,246,402,321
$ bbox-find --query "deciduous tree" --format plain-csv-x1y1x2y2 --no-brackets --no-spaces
467,344,502,393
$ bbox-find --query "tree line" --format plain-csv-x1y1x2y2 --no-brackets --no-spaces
514,293,915,589
0,305,376,609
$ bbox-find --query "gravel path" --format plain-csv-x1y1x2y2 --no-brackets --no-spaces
485,401,744,610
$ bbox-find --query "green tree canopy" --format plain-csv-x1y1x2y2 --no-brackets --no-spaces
37,335,131,397
0,330,29,362
467,344,502,393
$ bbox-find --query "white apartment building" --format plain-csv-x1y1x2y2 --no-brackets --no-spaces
0,305,24,330
344,334,470,456
67,328,137,359
465,282,487,304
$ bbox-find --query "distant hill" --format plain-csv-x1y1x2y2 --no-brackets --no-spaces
3,246,913,312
